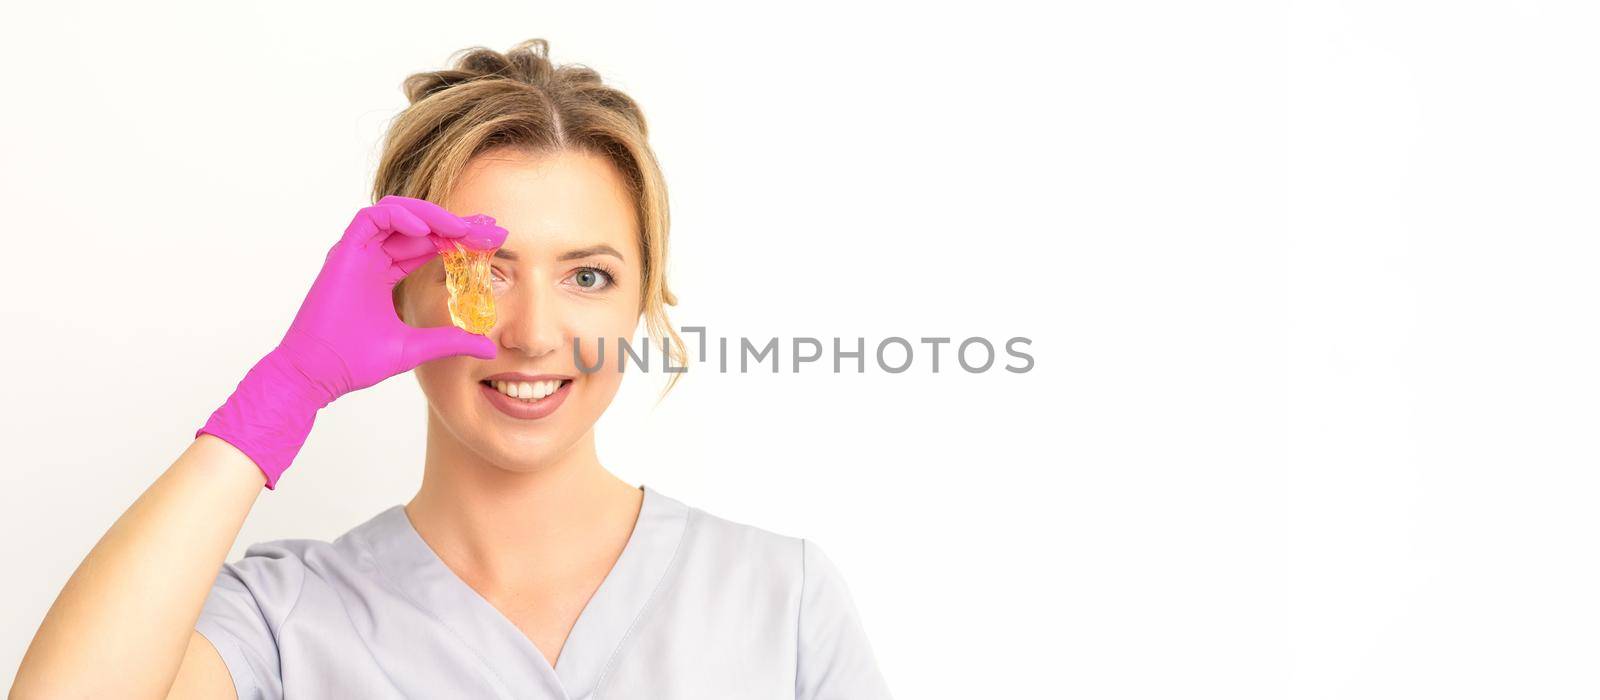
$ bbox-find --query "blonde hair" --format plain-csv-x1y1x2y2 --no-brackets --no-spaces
378,38,686,394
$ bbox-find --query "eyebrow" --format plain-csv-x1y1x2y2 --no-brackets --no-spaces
493,244,625,262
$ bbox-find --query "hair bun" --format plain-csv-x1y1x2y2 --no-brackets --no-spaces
402,39,558,104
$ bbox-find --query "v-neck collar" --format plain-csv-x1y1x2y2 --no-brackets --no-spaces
355,483,691,699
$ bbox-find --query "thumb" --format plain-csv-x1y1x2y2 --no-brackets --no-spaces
401,326,497,368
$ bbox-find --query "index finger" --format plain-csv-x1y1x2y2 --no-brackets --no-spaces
459,214,509,250
376,195,469,238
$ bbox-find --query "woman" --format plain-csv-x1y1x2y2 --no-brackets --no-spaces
13,39,891,699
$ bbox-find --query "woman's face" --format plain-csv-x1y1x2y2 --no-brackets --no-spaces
396,147,642,471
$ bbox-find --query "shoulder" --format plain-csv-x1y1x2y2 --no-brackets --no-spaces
656,488,855,595
666,490,805,576
195,507,411,698
657,491,891,698
211,506,400,598
684,499,803,555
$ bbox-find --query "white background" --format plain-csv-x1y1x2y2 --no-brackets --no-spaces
2,1,1597,697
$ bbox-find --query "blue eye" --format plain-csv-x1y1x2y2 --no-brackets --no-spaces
571,267,614,290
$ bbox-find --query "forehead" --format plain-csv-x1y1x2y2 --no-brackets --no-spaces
445,148,637,260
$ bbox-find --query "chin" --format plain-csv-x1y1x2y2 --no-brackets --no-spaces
483,426,580,466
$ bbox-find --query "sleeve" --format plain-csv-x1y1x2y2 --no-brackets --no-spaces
796,538,894,700
192,542,306,700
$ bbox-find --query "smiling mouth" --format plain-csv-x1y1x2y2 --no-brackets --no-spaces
479,378,572,402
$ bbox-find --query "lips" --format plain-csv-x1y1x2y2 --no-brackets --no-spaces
477,375,573,420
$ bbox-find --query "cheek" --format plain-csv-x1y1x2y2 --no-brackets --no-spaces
412,353,475,406
568,300,643,372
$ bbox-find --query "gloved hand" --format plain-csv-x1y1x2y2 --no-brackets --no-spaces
195,195,508,489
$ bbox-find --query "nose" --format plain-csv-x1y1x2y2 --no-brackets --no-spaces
492,278,563,360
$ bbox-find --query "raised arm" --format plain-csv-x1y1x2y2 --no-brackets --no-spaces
10,197,507,698
11,436,266,698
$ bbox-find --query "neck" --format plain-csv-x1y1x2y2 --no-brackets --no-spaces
405,411,642,591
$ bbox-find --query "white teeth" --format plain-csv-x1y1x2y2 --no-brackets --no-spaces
489,379,564,401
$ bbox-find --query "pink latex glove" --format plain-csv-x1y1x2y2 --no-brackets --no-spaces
195,195,508,489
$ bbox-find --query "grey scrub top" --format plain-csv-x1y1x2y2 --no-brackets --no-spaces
194,484,893,699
